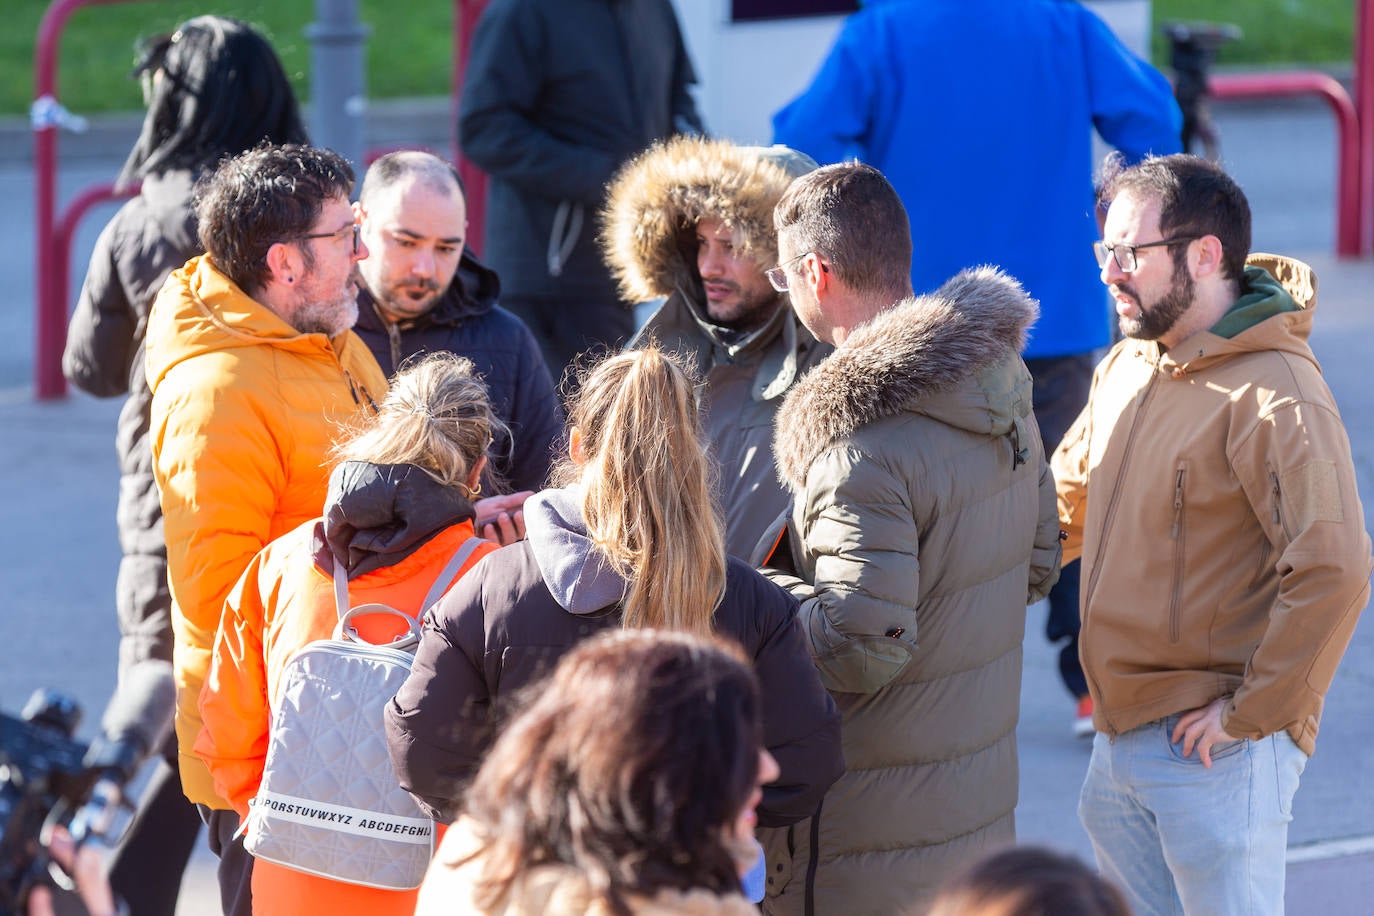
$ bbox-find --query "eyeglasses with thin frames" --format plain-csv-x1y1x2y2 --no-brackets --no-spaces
296,222,362,257
766,250,814,292
1093,235,1199,273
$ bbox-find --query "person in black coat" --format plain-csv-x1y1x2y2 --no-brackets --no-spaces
457,0,705,377
385,346,842,837
353,151,562,493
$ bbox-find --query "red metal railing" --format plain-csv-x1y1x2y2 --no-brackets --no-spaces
454,0,489,255
34,0,141,399
1209,72,1362,257
1356,0,1374,254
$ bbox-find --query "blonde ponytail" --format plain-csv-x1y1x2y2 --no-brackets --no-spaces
331,351,500,494
557,346,726,633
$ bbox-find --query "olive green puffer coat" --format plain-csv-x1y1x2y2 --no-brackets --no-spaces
762,267,1062,915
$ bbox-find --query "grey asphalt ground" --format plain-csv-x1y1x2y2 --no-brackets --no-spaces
1,93,1371,914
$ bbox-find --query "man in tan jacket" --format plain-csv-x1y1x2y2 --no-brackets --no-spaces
1053,153,1371,915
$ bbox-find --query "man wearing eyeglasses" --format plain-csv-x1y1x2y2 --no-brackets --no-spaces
144,143,387,915
762,162,1062,915
1053,153,1371,916
601,137,830,562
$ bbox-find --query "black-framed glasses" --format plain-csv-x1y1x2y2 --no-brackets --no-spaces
1093,235,1199,273
766,250,814,292
297,222,362,257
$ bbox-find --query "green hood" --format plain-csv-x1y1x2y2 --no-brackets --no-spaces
1209,264,1302,339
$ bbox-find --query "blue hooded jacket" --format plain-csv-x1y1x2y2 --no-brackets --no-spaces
774,0,1181,358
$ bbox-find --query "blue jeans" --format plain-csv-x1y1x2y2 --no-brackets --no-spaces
1078,716,1307,915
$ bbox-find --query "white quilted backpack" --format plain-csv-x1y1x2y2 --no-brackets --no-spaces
242,537,484,889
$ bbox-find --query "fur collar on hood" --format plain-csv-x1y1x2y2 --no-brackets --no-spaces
774,267,1038,490
601,137,815,303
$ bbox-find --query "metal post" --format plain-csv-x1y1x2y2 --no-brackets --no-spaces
1210,73,1362,258
306,0,370,175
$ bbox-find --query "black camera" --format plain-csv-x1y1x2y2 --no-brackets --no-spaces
0,662,174,914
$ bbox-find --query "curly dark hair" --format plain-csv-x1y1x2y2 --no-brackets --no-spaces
193,143,354,294
461,629,763,915
1098,152,1252,283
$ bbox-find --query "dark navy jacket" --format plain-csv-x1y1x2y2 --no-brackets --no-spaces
353,250,562,492
458,0,703,300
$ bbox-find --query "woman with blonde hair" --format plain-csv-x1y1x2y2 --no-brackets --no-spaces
197,352,501,916
415,629,778,915
386,346,841,839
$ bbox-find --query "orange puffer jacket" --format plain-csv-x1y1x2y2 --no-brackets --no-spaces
198,515,494,916
146,255,388,807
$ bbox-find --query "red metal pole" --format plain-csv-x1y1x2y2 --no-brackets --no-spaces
34,0,82,400
1355,0,1374,256
453,0,488,255
33,0,129,400
1210,72,1363,259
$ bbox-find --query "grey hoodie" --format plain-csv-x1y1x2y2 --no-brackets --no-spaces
524,486,627,613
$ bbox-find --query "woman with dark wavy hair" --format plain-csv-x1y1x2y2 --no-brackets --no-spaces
416,629,777,915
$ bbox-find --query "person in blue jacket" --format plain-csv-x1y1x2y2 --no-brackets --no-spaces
774,0,1181,734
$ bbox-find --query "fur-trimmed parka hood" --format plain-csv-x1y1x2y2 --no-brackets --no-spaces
774,267,1039,490
601,137,817,303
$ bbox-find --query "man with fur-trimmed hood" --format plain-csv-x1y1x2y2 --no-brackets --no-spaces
601,137,831,561
764,163,1061,914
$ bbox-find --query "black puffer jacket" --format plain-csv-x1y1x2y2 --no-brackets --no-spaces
385,487,843,828
352,250,562,492
62,169,199,672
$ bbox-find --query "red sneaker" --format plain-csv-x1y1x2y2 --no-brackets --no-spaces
1073,695,1095,738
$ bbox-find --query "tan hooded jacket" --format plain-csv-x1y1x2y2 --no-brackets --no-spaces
602,137,831,561
1053,254,1371,754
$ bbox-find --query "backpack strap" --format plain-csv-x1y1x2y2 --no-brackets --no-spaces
332,556,353,620
331,535,487,621
420,536,486,611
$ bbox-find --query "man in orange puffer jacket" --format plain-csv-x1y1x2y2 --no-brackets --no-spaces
145,143,387,916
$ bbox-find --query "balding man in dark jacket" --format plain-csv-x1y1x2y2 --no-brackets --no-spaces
353,151,562,493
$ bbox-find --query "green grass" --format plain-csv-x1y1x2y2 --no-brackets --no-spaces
8,0,453,117
3,0,1359,118
1151,0,1355,70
